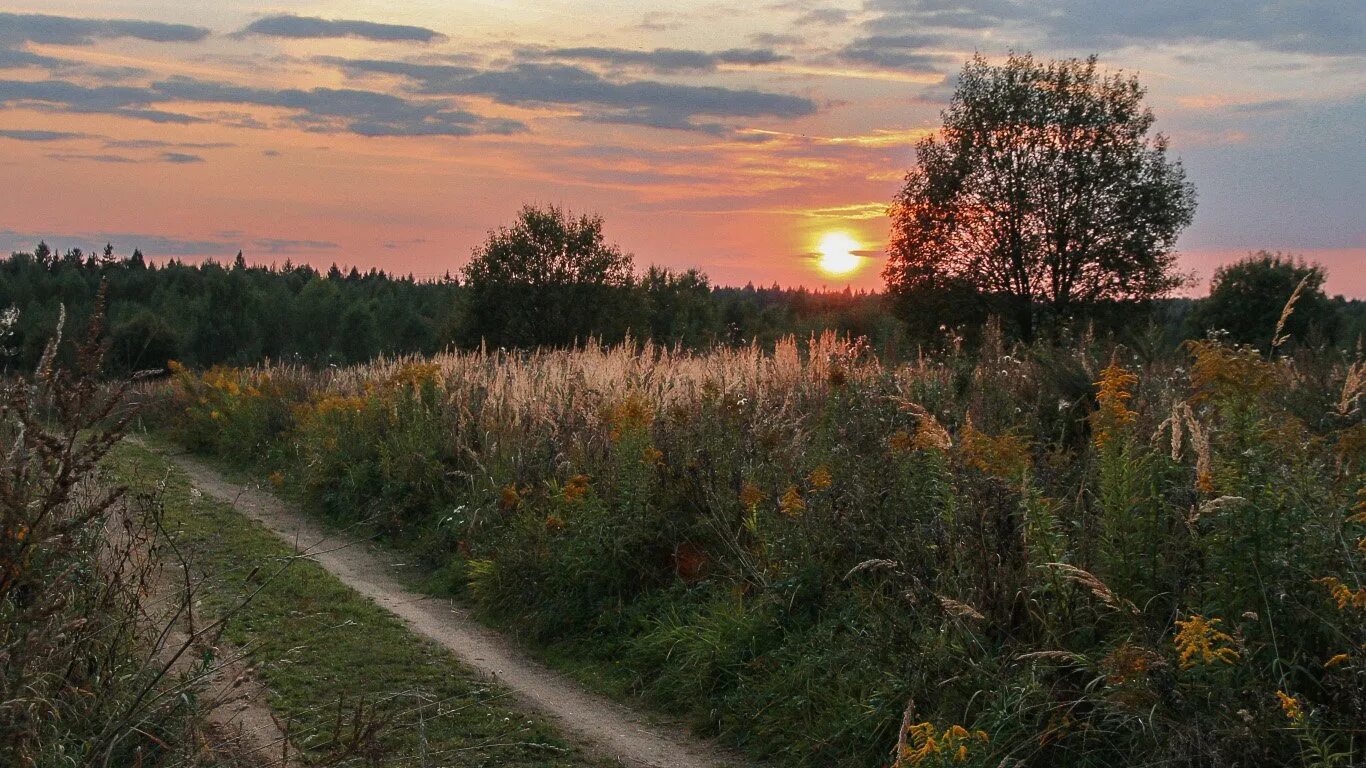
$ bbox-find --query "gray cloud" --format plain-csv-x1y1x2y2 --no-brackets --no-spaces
332,59,818,132
839,34,951,72
0,74,523,138
542,46,789,72
863,1,1365,56
0,12,209,46
0,129,88,142
750,32,806,46
47,152,136,163
152,75,526,136
160,151,203,163
0,47,64,69
0,79,201,123
239,15,444,43
796,9,852,26
104,139,234,149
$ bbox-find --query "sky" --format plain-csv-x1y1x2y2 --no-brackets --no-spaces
0,1,1362,295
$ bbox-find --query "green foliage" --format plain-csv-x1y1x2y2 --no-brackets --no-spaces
460,204,639,347
148,334,1366,767
1189,251,1340,348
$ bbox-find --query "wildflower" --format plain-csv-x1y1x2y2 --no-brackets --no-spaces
739,482,764,510
888,429,915,454
1101,642,1163,686
1324,653,1349,669
958,419,1030,479
779,486,805,517
1173,614,1240,669
603,394,653,442
499,484,522,510
808,466,833,490
1316,576,1366,611
1092,358,1139,448
913,416,953,452
561,474,591,503
268,471,285,488
895,721,988,767
209,410,221,420
544,514,565,532
1275,690,1304,724
641,445,664,466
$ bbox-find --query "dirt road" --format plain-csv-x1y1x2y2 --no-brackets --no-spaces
153,446,745,768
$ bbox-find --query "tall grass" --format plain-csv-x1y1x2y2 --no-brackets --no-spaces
148,329,1364,767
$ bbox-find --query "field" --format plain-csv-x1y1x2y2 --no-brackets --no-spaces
138,329,1365,767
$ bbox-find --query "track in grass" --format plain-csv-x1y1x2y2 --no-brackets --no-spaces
115,438,746,768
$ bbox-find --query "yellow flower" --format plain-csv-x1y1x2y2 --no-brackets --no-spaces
779,486,805,517
739,482,764,510
268,471,285,488
1173,614,1240,669
1324,653,1349,669
209,410,221,420
1275,690,1304,724
603,394,653,442
1316,576,1366,611
1092,358,1139,448
641,445,664,466
544,514,565,532
888,429,915,455
808,466,833,490
500,484,522,510
561,474,591,503
895,721,988,767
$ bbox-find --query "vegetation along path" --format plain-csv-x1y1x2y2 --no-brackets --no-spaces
139,439,746,768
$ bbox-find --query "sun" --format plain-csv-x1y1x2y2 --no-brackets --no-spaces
817,232,862,276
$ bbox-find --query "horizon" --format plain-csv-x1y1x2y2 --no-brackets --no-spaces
1,3,1362,296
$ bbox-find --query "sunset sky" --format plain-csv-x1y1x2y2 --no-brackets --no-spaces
1,2,1362,294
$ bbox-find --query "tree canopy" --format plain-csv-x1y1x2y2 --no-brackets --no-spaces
884,53,1197,340
460,204,638,347
1188,252,1339,348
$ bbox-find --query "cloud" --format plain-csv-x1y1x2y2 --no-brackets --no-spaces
0,129,88,142
0,47,65,70
104,139,234,149
331,59,818,132
239,15,444,43
796,9,851,26
863,1,1365,56
839,34,951,72
749,32,805,47
47,152,136,163
0,12,209,46
0,79,202,123
252,238,339,253
152,75,528,137
0,74,524,138
541,46,789,72
160,151,203,163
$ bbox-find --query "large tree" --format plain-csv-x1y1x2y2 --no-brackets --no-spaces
884,53,1197,340
461,204,637,347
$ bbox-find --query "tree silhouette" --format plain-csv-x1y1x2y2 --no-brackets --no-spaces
461,204,636,347
884,53,1196,340
1189,252,1338,348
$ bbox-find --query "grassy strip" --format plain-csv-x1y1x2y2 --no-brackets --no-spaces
105,440,605,768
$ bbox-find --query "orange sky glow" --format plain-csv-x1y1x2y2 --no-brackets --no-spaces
1,2,1362,295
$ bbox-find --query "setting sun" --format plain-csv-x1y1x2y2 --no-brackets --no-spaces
817,232,862,276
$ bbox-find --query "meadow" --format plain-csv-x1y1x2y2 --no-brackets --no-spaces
144,327,1365,767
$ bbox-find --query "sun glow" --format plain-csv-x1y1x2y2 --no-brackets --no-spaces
816,232,862,276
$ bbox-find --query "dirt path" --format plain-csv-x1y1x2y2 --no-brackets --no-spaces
153,446,746,768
